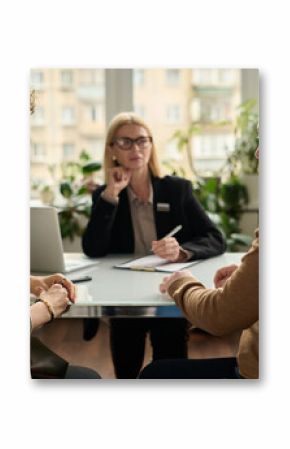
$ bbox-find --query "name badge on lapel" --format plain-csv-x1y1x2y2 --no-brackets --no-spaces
157,202,170,212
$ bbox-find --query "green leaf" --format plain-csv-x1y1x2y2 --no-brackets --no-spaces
60,182,73,198
79,150,92,162
77,185,89,196
82,162,102,174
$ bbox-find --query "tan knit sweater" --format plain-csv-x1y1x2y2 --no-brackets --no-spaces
168,230,259,379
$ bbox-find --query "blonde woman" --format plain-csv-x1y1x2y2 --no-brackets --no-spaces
82,112,226,379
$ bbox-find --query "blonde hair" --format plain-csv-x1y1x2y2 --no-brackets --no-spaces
103,112,162,183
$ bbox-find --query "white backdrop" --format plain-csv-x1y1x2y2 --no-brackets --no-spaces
0,1,289,448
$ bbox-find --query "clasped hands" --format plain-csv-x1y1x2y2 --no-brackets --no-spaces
30,274,76,319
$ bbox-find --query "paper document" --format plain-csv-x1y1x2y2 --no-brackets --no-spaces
114,255,200,273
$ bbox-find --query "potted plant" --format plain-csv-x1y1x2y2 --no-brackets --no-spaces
55,150,102,251
33,150,102,251
192,175,251,251
229,99,259,207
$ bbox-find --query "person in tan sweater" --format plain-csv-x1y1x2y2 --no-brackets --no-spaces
139,228,259,379
139,230,259,379
140,147,260,380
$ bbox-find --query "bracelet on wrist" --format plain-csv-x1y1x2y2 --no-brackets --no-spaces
38,297,55,322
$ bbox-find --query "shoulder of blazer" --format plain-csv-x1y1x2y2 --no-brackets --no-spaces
151,175,191,193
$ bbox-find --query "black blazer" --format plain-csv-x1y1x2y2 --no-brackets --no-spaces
82,175,226,260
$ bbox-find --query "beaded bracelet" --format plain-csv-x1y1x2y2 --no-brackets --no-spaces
38,296,55,322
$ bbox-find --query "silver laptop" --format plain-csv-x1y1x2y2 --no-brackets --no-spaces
30,206,98,273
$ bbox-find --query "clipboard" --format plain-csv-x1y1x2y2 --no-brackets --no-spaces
114,254,200,273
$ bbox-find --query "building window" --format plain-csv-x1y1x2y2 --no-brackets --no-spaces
62,144,75,160
166,105,181,124
31,107,45,126
194,69,213,85
80,69,104,86
218,69,234,85
166,69,180,86
199,98,233,122
31,70,44,90
61,70,73,88
134,69,145,87
62,107,75,126
31,143,46,162
86,104,103,122
192,133,235,171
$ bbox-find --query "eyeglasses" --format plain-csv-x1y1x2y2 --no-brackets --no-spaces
111,136,153,151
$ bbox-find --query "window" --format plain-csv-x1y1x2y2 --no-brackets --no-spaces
31,107,45,126
80,69,104,85
134,69,145,87
61,70,73,88
193,69,238,88
86,104,103,122
199,98,233,122
166,105,181,124
63,144,75,160
62,107,75,126
194,69,213,85
218,69,235,85
31,70,44,90
192,133,235,172
31,143,46,162
30,68,244,200
166,69,180,86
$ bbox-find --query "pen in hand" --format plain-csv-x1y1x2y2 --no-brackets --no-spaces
150,225,183,253
163,224,183,239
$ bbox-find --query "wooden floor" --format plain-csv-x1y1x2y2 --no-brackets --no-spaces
34,318,240,379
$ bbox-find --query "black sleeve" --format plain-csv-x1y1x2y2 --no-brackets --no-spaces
82,186,118,257
181,180,226,260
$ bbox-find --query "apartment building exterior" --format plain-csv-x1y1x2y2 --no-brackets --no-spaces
30,68,241,192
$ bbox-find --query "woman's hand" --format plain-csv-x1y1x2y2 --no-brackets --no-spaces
152,237,183,262
31,284,71,330
213,264,238,288
30,274,76,302
159,270,193,294
39,284,71,318
104,167,132,200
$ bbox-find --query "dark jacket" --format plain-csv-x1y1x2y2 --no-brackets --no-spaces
82,175,226,259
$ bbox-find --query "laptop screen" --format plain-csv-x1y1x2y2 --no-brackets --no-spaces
30,206,65,273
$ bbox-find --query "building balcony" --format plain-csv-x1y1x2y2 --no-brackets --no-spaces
193,85,235,96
